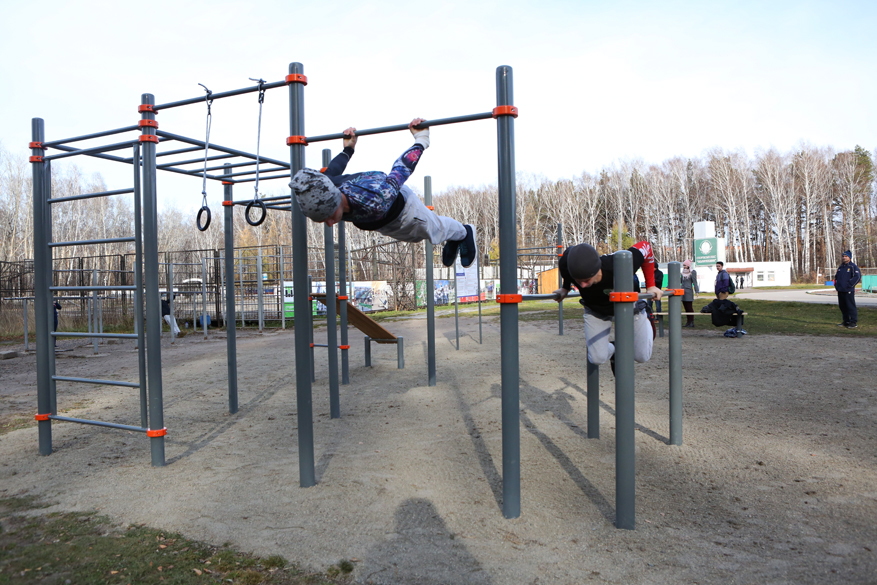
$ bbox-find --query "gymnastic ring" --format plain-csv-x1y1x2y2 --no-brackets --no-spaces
196,205,211,231
245,199,267,226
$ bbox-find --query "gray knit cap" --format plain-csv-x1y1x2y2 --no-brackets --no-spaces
567,243,601,280
289,168,343,222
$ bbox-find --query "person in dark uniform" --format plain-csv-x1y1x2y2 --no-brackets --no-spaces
835,250,861,329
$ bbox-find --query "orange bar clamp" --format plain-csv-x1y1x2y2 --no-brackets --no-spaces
609,292,638,302
496,294,522,304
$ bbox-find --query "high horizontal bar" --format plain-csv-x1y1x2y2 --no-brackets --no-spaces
50,285,137,291
306,112,495,143
3,296,101,301
48,415,147,433
52,375,140,389
153,79,288,111
157,153,235,169
51,332,138,339
202,160,258,173
43,139,140,162
49,236,136,248
517,253,557,257
156,130,290,168
49,188,135,204
43,125,140,148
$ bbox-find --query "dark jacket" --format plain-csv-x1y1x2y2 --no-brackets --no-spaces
161,299,171,317
700,298,743,327
834,258,861,294
715,269,730,294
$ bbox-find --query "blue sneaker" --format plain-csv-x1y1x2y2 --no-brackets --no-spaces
458,225,478,268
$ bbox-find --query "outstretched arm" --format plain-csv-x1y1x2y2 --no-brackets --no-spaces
386,118,430,191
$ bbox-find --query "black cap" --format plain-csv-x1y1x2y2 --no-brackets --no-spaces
567,244,601,280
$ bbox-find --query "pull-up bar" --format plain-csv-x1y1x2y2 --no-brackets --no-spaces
153,79,288,111
305,112,497,144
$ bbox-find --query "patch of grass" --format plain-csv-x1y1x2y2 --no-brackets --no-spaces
0,417,35,436
515,297,876,337
0,496,343,584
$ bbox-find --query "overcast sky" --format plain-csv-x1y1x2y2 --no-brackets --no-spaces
1,0,874,211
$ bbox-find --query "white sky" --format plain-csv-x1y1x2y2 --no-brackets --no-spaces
1,0,875,211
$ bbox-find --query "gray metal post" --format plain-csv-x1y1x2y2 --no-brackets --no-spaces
92,269,98,353
454,268,460,350
279,246,286,329
46,161,56,414
167,262,175,343
668,261,683,445
477,255,483,344
98,296,103,338
257,248,264,333
288,62,315,487
496,65,520,519
32,118,52,455
238,250,245,327
23,299,29,352
201,257,209,338
141,93,166,466
587,360,599,438
223,166,239,414
397,337,404,369
424,177,436,386
133,144,148,429
339,221,350,384
308,275,315,383
322,149,340,418
557,223,564,336
364,336,371,366
613,250,635,529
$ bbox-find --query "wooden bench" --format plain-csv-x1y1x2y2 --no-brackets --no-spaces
311,293,403,369
653,312,747,337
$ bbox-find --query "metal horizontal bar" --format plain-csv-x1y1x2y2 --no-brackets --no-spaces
159,262,203,266
233,174,291,184
156,130,290,168
49,143,132,165
49,237,136,248
3,296,102,301
53,376,140,389
306,112,495,143
153,79,287,111
231,195,290,205
49,188,135,204
48,415,148,433
43,125,141,148
157,153,235,169
43,140,140,161
50,286,137,291
202,160,257,173
517,253,557,257
51,332,138,339
215,166,289,179
120,145,203,163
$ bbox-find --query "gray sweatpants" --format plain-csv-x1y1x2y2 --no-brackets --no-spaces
583,306,653,365
376,186,466,245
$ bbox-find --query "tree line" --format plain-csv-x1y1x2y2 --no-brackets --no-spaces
1,142,874,282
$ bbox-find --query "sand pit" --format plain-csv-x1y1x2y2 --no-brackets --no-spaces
1,311,876,584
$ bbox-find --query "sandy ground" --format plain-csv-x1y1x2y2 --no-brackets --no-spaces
1,310,876,584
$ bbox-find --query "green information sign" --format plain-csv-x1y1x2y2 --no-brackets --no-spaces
694,238,718,265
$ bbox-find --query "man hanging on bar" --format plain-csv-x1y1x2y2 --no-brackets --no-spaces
289,118,477,268
552,241,663,375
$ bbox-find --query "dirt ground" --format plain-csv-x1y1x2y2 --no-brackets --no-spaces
1,310,876,584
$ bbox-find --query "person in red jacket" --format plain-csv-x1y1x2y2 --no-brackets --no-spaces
553,241,662,373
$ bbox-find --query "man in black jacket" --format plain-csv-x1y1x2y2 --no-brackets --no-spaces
835,250,861,328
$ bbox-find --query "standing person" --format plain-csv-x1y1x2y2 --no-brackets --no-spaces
715,261,731,300
835,250,861,329
290,118,477,268
161,295,180,338
737,274,744,290
681,259,699,327
52,300,61,349
552,241,662,373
